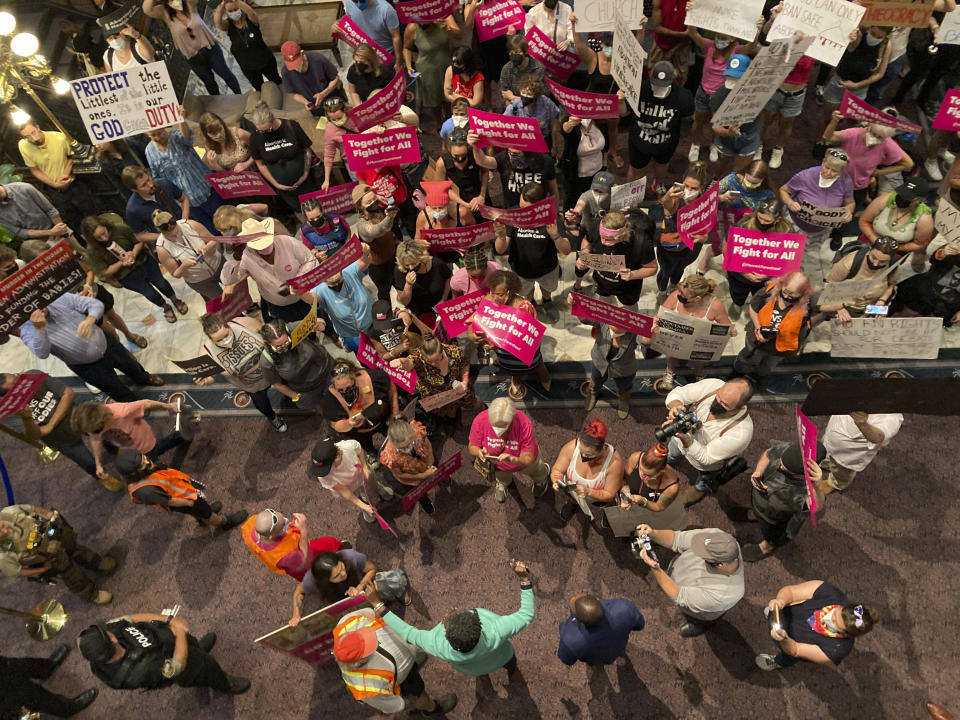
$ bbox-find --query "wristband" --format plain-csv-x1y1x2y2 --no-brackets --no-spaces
373,602,385,613
520,581,533,589
292,393,302,403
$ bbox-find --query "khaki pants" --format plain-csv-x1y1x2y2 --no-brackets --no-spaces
494,459,550,489
825,455,858,491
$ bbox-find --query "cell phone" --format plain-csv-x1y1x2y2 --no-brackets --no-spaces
865,304,889,315
727,190,742,198
769,606,782,632
671,182,684,191
193,251,204,262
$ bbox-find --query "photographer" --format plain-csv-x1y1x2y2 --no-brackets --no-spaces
634,525,744,637
663,378,754,508
0,504,116,605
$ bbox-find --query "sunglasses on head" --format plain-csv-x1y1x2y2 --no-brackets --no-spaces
826,150,849,162
264,508,282,534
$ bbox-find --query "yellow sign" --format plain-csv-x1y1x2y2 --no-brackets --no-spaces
290,302,318,349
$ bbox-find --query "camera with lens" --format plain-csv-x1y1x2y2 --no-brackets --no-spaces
630,532,659,564
655,410,700,443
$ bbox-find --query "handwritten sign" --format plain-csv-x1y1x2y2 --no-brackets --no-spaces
70,61,180,142
793,202,847,229
479,196,556,229
767,0,866,66
421,222,495,253
677,182,719,248
573,0,645,30
402,451,462,512
205,280,253,321
795,405,819,526
287,235,362,294
816,277,885,306
289,302,318,349
650,308,732,362
685,0,765,41
935,197,960,244
206,171,276,199
473,299,545,366
299,182,360,215
580,252,626,272
169,355,224,379
0,241,85,336
610,177,647,209
468,108,548,153
342,127,421,174
860,0,935,27
829,316,943,359
935,8,960,44
545,79,620,120
612,7,646,115
722,227,806,276
474,0,525,41
525,26,581,80
569,292,654,337
0,373,48,421
333,16,393,63
932,89,960,132
347,70,406,133
358,333,417,393
435,288,486,337
418,384,468,413
395,0,457,23
839,92,921,134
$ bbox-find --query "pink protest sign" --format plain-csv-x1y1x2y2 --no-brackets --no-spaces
205,280,253,320
435,287,486,337
396,0,457,23
342,126,421,174
795,405,819,527
473,299,545,365
347,70,406,133
677,182,719,249
474,0,525,41
422,222,495,253
716,206,751,248
358,333,418,394
525,27,580,80
568,292,654,338
722,227,805,277
545,79,620,120
0,372,48,420
402,451,462,512
205,171,276,199
374,512,399,537
839,91,921,134
332,16,393,63
288,235,363,294
468,108,548,153
299,182,359,216
933,89,960,132
479,196,556,229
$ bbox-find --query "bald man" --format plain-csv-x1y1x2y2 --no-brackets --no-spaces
557,594,645,666
240,508,344,581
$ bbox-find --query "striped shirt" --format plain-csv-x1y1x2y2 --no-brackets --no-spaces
145,129,213,206
19,293,106,365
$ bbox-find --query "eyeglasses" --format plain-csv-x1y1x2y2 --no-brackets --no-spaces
853,605,864,627
826,149,849,162
263,508,283,535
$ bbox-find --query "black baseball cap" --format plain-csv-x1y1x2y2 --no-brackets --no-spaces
310,438,338,478
780,442,826,476
895,177,929,203
114,449,143,479
370,299,395,335
77,624,113,664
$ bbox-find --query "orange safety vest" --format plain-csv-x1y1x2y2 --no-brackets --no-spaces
757,283,804,353
127,469,199,511
240,516,302,575
333,614,399,701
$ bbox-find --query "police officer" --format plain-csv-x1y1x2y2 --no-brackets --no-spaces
77,612,250,695
0,644,98,718
0,503,116,605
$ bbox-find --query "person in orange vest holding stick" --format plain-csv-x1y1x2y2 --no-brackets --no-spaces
114,450,247,530
241,507,344,581
333,608,458,716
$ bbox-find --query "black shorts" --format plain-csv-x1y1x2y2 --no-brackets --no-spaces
399,664,425,697
169,497,213,520
95,283,115,314
628,139,677,169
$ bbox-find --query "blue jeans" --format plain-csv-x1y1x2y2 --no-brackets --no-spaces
667,437,724,493
120,257,177,307
773,643,801,668
187,44,241,95
342,336,360,353
866,56,903,106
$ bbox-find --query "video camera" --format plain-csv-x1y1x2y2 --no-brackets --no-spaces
629,531,659,564
655,410,700,443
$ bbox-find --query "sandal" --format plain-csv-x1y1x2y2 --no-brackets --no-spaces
129,334,148,348
172,298,189,315
607,150,625,169
162,304,177,323
507,380,527,400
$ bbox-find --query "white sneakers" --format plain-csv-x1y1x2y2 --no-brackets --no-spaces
688,144,700,162
769,147,784,169
925,157,944,181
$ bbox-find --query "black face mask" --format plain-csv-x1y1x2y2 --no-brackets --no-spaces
327,281,344,293
309,216,329,229
866,258,888,271
356,62,370,73
508,153,527,168
757,220,775,231
340,384,359,405
580,452,600,464
894,194,913,209
677,294,691,304
451,64,465,74
710,400,728,416
510,54,525,66
364,202,381,215
780,293,799,305
521,95,536,106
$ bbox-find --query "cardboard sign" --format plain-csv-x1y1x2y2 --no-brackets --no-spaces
722,227,806,276
573,0,645,30
860,0,935,27
418,384,468,413
395,0,457,23
802,378,960,416
685,0,765,42
650,308,732,362
479,196,557,229
70,61,180,142
612,8,647,115
0,241,85,336
935,197,960,244
289,302,318,349
793,202,848,229
525,26,581,80
288,235,363,294
569,292,654,337
421,222,495,253
168,355,224,379
347,70,406,133
935,8,960,44
677,182,719,248
610,177,647,210
435,288,486,337
97,0,141,34
358,334,418,394
711,37,814,128
473,299,545,366
795,405,819,527
206,171,277,199
468,109,548,153
333,16,393,63
767,0,866,66
0,373,48,421
205,281,253,321
839,92,922,134
298,182,360,215
402,451,462,512
816,277,887,306
342,127,421,174
474,0,525,41
932,89,960,132
545,79,620,120
579,252,626,272
254,595,370,667
829,316,943,359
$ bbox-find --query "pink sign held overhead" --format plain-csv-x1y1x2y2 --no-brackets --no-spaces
716,206,751,248
288,235,363,294
525,27,580,80
396,0,457,23
205,171,276,199
205,280,253,320
347,70,406,133
474,0,525,41
332,16,393,63
723,227,806,277
299,182,359,216
342,126,421,174
468,108,548,153
839,91,922,134
0,372,48,420
545,79,620,120
358,333,418,394
421,222,495,253
479,196,556,229
677,182,719,249
435,287,486,337
568,292,654,338
473,299,545,366
402,451,462,512
933,89,960,132
795,404,820,527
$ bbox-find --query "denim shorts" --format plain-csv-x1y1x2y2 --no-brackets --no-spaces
695,84,714,113
763,88,806,118
713,130,761,157
822,73,868,105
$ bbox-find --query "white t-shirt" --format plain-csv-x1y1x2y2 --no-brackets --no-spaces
824,413,903,472
319,440,366,493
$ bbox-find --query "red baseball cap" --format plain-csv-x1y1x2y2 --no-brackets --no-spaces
281,41,303,70
333,626,378,662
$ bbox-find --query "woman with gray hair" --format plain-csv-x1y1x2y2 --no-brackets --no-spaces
467,397,551,504
779,151,856,250
379,414,438,514
249,102,318,213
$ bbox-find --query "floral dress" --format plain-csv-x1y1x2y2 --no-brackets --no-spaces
409,343,476,414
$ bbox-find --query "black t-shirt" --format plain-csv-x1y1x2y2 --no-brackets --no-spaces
227,20,274,68
781,582,855,665
1,377,67,435
494,152,556,208
508,225,559,279
709,86,757,134
627,84,695,151
587,228,656,298
441,152,482,201
250,120,313,166
321,368,393,424
394,260,452,315
346,65,396,102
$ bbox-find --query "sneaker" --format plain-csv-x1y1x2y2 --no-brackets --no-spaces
418,496,435,514
98,556,117,572
728,303,743,321
70,689,98,714
494,482,507,503
270,416,288,433
428,693,459,715
815,84,824,104
655,290,669,308
755,143,763,159
227,675,251,694
361,510,376,523
687,144,700,162
92,590,113,605
198,632,217,653
221,510,248,529
560,502,576,523
942,148,956,165
769,146,784,169
97,474,123,492
533,476,549,498
377,482,395,500
925,157,944,181
583,382,597,411
709,144,719,163
755,653,782,671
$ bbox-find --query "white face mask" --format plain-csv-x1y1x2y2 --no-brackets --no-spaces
168,0,183,10
491,423,510,436
108,37,127,50
864,33,883,46
227,9,243,19
452,115,468,127
683,188,699,201
818,173,839,188
580,118,591,129
864,132,881,147
431,208,448,221
714,38,731,50
214,330,235,348
651,85,671,99
602,46,613,59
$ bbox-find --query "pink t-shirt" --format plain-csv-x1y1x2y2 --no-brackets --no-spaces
450,261,503,295
784,55,815,86
701,41,742,95
839,128,906,190
99,402,156,453
469,409,540,472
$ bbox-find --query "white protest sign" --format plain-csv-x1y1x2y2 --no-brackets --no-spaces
612,10,647,116
935,197,960,244
768,0,866,66
650,308,732,362
685,0,765,42
794,201,848,229
611,177,646,209
935,8,960,44
829,317,942,359
711,37,814,128
574,0,645,31
817,277,885,306
69,61,180,142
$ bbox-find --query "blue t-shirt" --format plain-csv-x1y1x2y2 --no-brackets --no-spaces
342,0,398,52
299,213,349,255
557,598,645,666
312,261,374,338
125,179,183,234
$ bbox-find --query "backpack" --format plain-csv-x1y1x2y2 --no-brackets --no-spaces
832,240,870,279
